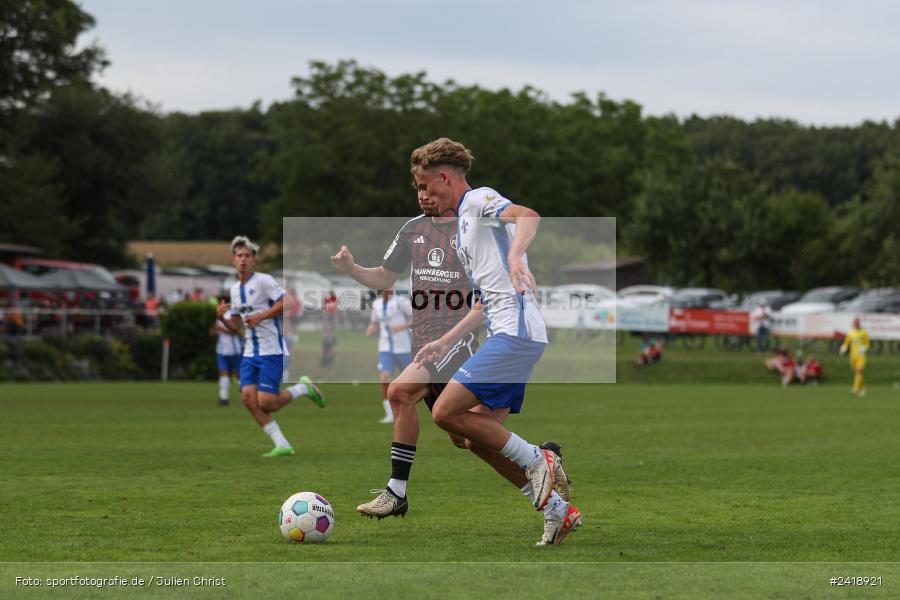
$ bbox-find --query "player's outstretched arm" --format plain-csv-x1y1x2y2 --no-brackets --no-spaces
498,205,540,292
330,245,400,291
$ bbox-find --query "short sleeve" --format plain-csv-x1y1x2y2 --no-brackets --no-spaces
228,287,240,317
382,224,411,273
264,274,286,303
478,191,512,219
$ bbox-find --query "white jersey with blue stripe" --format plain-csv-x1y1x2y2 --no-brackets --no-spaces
370,295,413,354
455,187,548,343
216,330,243,356
229,272,289,357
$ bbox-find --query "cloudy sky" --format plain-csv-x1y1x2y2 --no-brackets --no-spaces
79,0,900,125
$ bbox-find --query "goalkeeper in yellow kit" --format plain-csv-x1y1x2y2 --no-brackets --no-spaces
839,317,870,397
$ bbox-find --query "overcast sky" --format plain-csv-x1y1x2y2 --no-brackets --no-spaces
78,0,900,126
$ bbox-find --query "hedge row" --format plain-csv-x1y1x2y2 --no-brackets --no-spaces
0,302,220,382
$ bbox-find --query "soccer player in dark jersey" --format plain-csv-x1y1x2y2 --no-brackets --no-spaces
331,201,570,520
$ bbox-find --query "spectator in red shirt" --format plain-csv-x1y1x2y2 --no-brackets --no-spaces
765,346,795,386
798,354,823,385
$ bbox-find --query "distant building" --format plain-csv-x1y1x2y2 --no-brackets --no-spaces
127,241,233,267
558,257,646,290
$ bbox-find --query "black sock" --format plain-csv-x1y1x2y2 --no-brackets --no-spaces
390,442,416,481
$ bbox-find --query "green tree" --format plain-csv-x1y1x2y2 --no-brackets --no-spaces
14,83,172,264
0,153,77,255
1,0,106,145
140,106,274,240
830,153,900,285
628,159,767,289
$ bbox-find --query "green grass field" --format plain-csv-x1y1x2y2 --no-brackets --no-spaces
2,363,900,597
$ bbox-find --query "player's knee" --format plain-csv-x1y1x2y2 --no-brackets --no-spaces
240,388,255,406
387,382,418,407
431,406,454,430
257,393,277,411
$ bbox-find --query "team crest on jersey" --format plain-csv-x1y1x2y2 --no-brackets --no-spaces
427,248,445,267
461,219,469,234
450,234,458,249
249,289,256,296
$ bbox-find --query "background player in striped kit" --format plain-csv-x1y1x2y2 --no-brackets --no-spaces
212,292,243,406
366,288,413,423
217,236,326,457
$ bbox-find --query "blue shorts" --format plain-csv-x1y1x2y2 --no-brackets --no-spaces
452,333,546,414
377,352,412,374
216,353,242,373
240,355,284,394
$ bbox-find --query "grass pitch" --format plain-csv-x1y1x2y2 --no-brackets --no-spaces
2,380,900,597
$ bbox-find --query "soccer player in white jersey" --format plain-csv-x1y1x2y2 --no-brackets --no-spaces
366,288,413,424
216,236,326,457
212,294,243,406
411,138,582,545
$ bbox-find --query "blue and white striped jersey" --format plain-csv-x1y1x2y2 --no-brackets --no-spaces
229,272,289,357
370,295,413,354
455,187,548,343
216,328,243,356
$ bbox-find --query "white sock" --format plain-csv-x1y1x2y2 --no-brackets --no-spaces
500,433,541,469
542,492,567,520
218,376,230,400
262,420,291,448
286,382,309,400
520,482,536,504
382,399,393,418
522,483,566,517
387,478,407,498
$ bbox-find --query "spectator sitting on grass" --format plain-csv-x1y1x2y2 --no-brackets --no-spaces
765,346,795,386
634,335,663,367
797,354,823,385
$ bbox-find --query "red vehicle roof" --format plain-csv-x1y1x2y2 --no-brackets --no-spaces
19,258,105,270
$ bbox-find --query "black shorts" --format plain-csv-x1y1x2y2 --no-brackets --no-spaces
420,332,479,411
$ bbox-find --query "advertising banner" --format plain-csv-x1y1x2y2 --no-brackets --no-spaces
772,312,900,341
668,309,750,335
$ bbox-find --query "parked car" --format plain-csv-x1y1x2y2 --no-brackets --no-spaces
739,290,801,311
554,284,616,301
669,288,735,309
837,288,900,314
780,286,861,315
615,285,675,307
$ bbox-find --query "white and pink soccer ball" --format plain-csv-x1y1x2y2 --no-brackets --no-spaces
278,492,335,543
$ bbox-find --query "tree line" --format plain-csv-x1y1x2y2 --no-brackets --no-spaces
2,1,899,291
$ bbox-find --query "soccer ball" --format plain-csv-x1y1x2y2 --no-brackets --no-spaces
278,492,335,543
